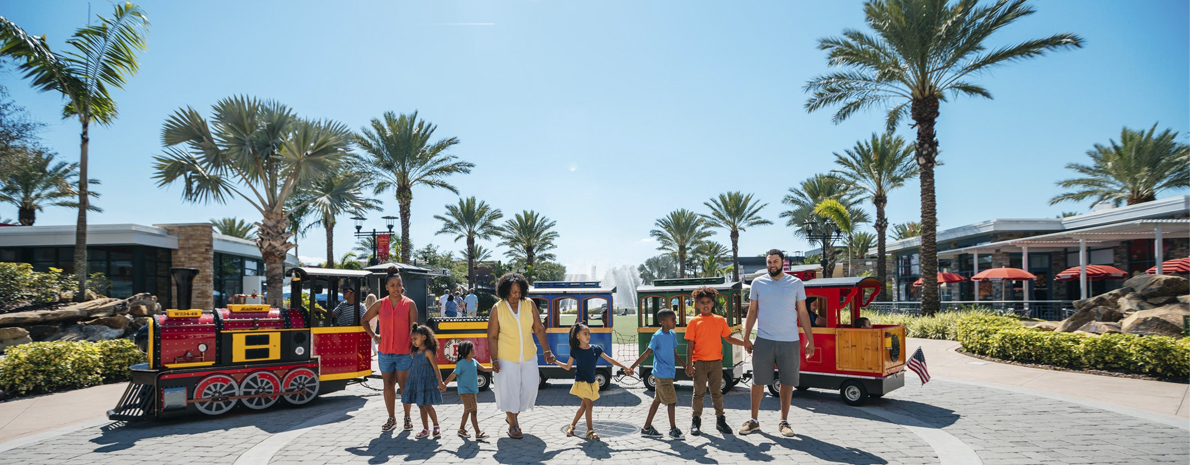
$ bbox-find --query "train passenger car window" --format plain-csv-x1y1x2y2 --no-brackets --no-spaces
670,296,685,325
531,297,551,326
584,297,610,328
557,297,579,328
639,296,662,327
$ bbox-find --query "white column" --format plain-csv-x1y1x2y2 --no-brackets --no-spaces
1079,238,1088,300
1155,225,1164,275
972,251,979,302
1022,246,1030,311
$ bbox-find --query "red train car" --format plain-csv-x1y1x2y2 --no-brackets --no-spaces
108,267,373,420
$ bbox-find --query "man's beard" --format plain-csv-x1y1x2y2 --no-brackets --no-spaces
768,267,782,277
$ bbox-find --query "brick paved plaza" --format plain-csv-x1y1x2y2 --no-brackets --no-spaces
2,370,1187,465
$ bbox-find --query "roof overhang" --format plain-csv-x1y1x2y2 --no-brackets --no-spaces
0,224,179,249
936,219,1190,257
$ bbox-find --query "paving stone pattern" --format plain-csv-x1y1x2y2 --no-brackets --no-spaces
4,375,1187,464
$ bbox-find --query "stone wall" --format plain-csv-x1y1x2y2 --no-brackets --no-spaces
158,224,214,310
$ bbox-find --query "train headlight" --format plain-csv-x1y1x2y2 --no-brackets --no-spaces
295,346,305,356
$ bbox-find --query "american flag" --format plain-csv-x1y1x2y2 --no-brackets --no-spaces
906,347,930,384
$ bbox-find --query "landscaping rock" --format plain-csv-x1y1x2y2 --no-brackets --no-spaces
1072,288,1131,311
1120,304,1190,338
128,304,151,317
37,307,90,323
1118,294,1155,313
0,336,32,353
1056,306,1120,332
0,327,29,341
1124,274,1189,299
1022,321,1058,331
49,324,125,342
26,324,60,341
1145,295,1180,306
0,311,46,327
83,316,128,330
1180,294,1190,305
1078,321,1122,335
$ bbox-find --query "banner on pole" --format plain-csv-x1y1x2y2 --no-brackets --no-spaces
377,234,391,263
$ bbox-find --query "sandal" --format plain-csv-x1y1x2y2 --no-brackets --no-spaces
381,417,396,431
586,430,601,441
565,424,576,437
403,416,413,431
475,431,489,440
506,419,523,439
415,429,430,439
432,425,441,438
458,428,470,439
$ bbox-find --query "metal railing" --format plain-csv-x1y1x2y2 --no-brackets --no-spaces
867,300,1076,321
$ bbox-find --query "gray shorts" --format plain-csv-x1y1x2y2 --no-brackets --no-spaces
752,337,800,386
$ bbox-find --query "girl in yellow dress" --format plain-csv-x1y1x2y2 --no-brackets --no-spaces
553,323,629,441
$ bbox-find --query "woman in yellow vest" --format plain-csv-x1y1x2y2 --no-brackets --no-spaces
486,272,555,439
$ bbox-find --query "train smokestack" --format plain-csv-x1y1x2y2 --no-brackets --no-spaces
171,267,200,310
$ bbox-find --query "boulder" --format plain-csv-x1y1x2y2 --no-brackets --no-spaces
26,324,61,341
0,327,29,342
1120,304,1190,338
128,304,151,317
59,297,126,317
1181,295,1190,305
1022,321,1059,331
1123,274,1189,299
1078,321,1122,335
1145,295,1180,306
1072,288,1131,311
83,316,129,330
36,307,90,323
0,336,32,353
1056,306,1120,332
1118,294,1155,313
0,311,46,327
133,317,153,330
48,324,125,342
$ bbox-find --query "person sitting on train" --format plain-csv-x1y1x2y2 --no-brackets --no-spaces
809,299,827,327
331,284,359,327
854,317,873,329
445,294,460,318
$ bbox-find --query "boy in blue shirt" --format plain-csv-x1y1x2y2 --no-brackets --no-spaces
630,309,687,439
442,340,493,439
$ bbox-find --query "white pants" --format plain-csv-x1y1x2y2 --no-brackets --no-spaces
493,358,539,414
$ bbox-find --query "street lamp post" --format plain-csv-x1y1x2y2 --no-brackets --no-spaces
353,216,398,266
803,219,842,273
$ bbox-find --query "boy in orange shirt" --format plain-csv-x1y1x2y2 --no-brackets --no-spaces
685,286,746,436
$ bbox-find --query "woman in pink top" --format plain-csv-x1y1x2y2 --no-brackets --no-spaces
362,266,419,432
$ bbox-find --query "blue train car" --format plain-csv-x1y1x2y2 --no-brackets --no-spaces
528,281,618,390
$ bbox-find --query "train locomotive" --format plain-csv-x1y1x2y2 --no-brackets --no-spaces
108,267,373,420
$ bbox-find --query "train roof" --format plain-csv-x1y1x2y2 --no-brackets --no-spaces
287,267,373,280
637,276,745,293
528,281,617,295
803,276,882,288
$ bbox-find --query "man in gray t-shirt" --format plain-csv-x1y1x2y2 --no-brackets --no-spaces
740,249,815,438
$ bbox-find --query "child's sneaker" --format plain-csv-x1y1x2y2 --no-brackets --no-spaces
640,425,662,438
669,427,685,440
739,419,761,435
715,416,733,435
690,417,702,436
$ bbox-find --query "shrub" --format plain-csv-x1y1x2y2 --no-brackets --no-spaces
864,308,1008,341
0,263,111,306
0,341,103,396
97,339,146,381
956,314,1190,379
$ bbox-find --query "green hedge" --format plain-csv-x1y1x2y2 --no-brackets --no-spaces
955,314,1190,379
864,308,1007,340
0,262,111,305
0,339,145,396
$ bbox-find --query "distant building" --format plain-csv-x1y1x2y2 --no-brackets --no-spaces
886,196,1189,302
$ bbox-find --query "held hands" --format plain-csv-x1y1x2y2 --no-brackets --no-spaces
743,338,753,354
438,382,447,392
491,359,500,373
370,334,381,343
684,365,693,378
544,352,556,364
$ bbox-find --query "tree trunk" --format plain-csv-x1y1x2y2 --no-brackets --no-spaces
73,118,89,302
398,186,412,264
526,248,535,283
730,229,740,282
912,96,941,315
467,235,476,289
822,236,836,277
874,195,889,301
18,206,34,226
257,210,295,308
324,218,334,268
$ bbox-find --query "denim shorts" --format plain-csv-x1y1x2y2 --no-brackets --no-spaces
378,351,412,373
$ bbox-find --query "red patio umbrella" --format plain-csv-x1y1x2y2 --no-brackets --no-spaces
971,267,1036,281
1054,265,1128,282
913,272,967,287
1146,257,1190,275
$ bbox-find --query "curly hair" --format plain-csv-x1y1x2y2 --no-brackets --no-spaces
568,322,589,351
496,272,530,300
691,286,718,302
457,340,474,360
410,324,439,355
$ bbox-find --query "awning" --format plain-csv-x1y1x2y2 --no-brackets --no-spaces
1054,265,1128,281
913,272,967,287
971,267,1036,281
1147,257,1190,275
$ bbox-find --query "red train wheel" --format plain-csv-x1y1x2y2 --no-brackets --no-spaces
240,371,281,410
282,368,320,405
194,374,238,416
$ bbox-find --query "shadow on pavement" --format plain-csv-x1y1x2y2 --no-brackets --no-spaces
793,388,962,429
89,394,368,454
492,435,577,464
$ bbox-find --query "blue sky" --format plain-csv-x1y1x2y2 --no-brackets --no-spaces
2,0,1187,277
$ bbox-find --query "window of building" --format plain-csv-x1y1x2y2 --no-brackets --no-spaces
213,252,264,308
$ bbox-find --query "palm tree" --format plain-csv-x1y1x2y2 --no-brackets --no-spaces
355,111,473,264
814,199,863,277
498,210,558,278
780,174,866,277
638,254,677,285
804,0,1081,314
702,192,772,282
1049,124,1189,208
892,221,922,240
850,230,876,260
210,217,256,239
0,149,100,226
693,241,730,278
831,133,917,299
152,96,352,307
335,251,363,270
650,209,712,278
468,244,493,263
286,198,315,261
434,196,503,289
1,3,150,300
354,235,401,264
298,169,380,267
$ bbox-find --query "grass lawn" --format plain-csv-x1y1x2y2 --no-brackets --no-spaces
557,311,639,343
